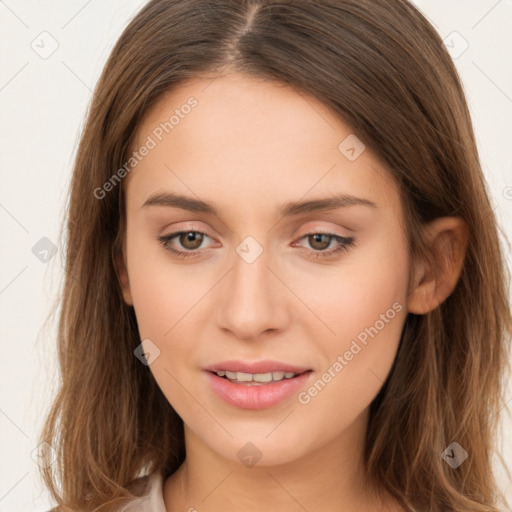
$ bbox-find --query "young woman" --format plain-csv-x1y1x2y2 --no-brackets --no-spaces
39,1,512,511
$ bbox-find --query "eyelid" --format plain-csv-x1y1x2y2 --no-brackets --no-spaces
294,226,352,238
158,220,214,236
293,219,356,236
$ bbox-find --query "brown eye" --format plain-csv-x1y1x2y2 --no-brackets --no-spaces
307,233,332,250
179,231,204,250
157,230,215,259
294,232,356,259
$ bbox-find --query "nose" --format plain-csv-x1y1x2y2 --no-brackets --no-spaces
216,242,289,341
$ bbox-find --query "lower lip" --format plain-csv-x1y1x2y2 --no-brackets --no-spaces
205,370,313,410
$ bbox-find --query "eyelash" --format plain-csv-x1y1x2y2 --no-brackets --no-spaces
157,230,356,260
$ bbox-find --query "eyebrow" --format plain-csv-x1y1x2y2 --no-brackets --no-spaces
141,191,378,216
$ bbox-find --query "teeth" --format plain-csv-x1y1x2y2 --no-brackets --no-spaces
215,370,301,382
253,372,272,383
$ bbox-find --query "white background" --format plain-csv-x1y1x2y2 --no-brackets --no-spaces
0,1,511,510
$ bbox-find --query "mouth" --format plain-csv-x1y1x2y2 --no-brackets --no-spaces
204,362,314,409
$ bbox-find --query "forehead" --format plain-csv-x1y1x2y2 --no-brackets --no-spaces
132,72,347,154
125,73,400,217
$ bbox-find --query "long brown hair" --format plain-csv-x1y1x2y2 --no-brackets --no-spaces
39,1,512,510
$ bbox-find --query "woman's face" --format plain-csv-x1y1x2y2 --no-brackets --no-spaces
119,72,410,466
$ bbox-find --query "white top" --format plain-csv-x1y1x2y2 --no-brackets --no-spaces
118,472,166,512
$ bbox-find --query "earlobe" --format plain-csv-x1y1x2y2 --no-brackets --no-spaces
407,217,469,315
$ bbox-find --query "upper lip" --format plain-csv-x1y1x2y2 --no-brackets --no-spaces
204,359,312,374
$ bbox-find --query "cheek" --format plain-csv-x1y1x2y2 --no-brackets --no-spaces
294,296,407,448
295,224,409,347
125,242,209,419
125,224,208,340
297,228,409,405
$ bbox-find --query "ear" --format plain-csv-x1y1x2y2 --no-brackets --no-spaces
407,216,469,314
114,243,134,306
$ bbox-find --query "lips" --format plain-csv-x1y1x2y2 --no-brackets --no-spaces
205,369,314,409
203,359,314,409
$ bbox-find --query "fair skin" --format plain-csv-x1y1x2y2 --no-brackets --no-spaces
116,72,468,512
